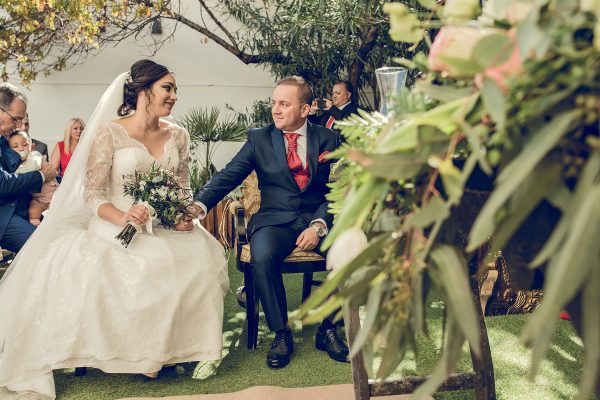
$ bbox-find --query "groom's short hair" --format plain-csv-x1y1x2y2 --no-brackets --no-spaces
276,76,314,106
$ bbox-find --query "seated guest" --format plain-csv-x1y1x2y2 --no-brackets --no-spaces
309,80,359,145
8,130,59,226
50,117,84,177
22,113,48,159
0,82,56,252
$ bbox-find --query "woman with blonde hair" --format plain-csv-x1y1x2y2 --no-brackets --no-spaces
50,117,85,177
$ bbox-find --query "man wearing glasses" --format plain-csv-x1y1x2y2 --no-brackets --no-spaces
0,83,56,252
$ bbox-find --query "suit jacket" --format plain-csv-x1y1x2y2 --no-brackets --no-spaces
310,102,358,128
0,139,43,239
196,122,337,237
309,102,359,145
32,138,48,159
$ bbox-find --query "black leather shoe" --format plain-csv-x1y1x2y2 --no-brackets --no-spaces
266,329,294,368
315,327,349,363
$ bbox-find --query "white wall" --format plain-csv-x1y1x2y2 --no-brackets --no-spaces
15,17,276,168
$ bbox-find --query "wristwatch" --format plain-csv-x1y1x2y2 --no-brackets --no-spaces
310,222,327,237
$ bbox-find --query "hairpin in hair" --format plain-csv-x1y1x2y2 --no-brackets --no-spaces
125,73,133,85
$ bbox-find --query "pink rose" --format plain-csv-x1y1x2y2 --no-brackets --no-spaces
428,26,484,77
475,31,523,93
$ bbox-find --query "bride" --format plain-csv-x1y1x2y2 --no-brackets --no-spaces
0,60,229,399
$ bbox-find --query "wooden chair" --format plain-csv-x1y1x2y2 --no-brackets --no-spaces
345,276,495,399
230,171,327,349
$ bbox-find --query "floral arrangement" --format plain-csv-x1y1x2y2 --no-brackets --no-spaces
116,164,195,247
300,0,600,398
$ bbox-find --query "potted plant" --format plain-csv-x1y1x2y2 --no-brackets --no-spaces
301,1,600,398
178,107,248,244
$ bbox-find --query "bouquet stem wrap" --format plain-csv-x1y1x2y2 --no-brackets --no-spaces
115,202,157,248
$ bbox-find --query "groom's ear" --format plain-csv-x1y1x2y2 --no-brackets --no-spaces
300,103,310,118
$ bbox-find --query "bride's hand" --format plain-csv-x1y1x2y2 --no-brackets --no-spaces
120,205,149,227
175,218,194,231
186,204,205,218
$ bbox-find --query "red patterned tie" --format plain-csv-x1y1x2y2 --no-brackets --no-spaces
284,132,310,190
325,115,335,129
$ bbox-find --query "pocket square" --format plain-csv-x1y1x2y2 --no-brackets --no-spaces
318,151,330,163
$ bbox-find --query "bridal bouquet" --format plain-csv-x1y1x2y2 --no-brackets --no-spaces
115,163,195,247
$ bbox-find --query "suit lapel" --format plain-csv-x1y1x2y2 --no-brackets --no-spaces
271,127,298,188
305,123,319,190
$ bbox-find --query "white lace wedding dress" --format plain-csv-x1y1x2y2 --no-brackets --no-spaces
0,122,229,399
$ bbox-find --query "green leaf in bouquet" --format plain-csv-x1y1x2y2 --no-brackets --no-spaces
384,3,424,44
377,120,419,154
376,318,408,380
437,55,485,76
416,0,438,10
406,196,450,229
481,77,506,132
490,158,562,252
414,80,472,103
472,33,513,69
468,110,581,251
531,149,600,267
522,183,600,379
517,8,551,59
300,233,392,318
412,314,466,399
438,158,463,205
302,294,345,325
417,125,452,155
430,245,480,354
351,151,426,181
578,265,600,400
391,57,418,70
322,177,389,249
348,281,385,359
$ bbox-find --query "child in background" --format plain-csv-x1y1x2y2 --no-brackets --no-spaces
8,130,59,226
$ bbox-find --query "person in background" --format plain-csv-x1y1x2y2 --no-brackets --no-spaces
22,113,48,159
309,80,359,146
8,130,59,226
50,117,84,177
0,82,56,252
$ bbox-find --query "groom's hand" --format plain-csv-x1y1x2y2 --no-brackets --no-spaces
296,228,319,251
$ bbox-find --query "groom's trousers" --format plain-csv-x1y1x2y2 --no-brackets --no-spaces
250,216,325,332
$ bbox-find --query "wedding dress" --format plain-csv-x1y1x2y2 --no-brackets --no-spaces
0,74,229,400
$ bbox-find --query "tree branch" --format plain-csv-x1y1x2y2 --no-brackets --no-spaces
168,11,263,64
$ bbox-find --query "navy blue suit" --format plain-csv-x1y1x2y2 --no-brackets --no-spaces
196,122,337,331
0,136,43,252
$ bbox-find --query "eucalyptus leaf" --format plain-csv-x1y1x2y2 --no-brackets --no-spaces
323,177,389,249
577,266,600,400
357,152,427,180
348,282,385,358
481,77,506,132
472,33,513,68
411,316,466,399
406,196,450,229
491,158,562,252
531,149,600,266
430,245,481,353
468,110,581,250
522,183,600,378
300,233,392,317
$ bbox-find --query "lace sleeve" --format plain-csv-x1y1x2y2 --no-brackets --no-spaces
176,126,191,190
84,124,114,214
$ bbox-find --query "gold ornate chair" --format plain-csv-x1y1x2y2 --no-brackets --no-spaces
230,171,327,349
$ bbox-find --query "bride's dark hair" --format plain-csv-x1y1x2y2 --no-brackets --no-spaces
118,59,170,116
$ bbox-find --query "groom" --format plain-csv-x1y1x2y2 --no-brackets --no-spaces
195,76,348,368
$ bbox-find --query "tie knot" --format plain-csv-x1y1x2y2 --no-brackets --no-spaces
284,132,299,150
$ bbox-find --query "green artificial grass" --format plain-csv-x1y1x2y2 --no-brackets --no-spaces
49,255,592,399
